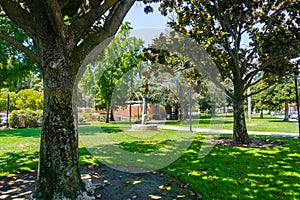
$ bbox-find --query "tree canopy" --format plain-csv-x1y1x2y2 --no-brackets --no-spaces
89,22,144,122
0,16,36,90
252,75,297,120
159,0,300,144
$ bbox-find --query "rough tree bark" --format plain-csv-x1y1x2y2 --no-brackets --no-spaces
0,0,136,199
110,106,115,121
165,105,172,119
260,110,264,118
35,57,84,199
211,100,216,118
283,101,289,121
232,81,252,145
105,101,110,123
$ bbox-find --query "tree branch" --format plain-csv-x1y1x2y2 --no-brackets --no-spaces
43,0,67,38
236,9,246,51
225,88,234,99
0,32,41,66
0,1,36,38
72,0,136,68
243,68,259,85
241,46,257,72
58,0,71,9
215,4,241,81
245,84,270,98
71,0,119,43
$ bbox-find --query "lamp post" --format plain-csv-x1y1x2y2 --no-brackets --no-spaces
6,94,9,128
294,64,300,139
129,102,132,123
189,88,192,132
247,87,252,122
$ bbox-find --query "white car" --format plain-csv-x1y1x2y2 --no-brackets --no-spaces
0,113,8,126
289,112,298,119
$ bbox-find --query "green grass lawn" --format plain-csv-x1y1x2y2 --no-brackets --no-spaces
166,114,299,133
0,123,299,199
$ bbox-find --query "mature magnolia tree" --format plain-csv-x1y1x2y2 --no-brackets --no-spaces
159,0,300,144
0,0,145,199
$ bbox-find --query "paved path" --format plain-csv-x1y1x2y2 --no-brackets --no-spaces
157,125,300,138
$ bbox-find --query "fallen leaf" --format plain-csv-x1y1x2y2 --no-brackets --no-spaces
122,181,130,186
196,193,203,199
277,192,285,196
148,194,162,199
158,185,164,189
165,179,173,186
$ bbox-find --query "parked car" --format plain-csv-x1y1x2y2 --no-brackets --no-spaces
0,113,9,126
289,111,298,119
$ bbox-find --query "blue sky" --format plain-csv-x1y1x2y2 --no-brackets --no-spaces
124,3,169,29
124,2,250,45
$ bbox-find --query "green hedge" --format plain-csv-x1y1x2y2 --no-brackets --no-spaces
9,110,43,128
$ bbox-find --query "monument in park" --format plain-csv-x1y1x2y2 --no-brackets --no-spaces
141,96,148,125
132,96,158,131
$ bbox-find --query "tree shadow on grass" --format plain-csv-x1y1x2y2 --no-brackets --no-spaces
163,135,300,200
0,128,41,138
0,151,38,199
0,151,39,178
1,132,299,200
0,146,200,200
0,171,36,199
268,120,296,123
84,133,299,199
79,125,124,135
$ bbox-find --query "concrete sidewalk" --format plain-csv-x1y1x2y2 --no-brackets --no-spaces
157,124,300,138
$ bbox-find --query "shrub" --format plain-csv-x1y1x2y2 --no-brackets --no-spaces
9,110,43,128
78,115,86,123
80,113,99,122
16,89,43,110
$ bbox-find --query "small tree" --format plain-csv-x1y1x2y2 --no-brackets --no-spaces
93,22,144,123
252,76,297,120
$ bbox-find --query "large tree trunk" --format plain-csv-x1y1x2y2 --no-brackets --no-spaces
110,106,115,121
105,101,110,123
33,58,88,199
283,101,289,121
260,110,264,118
165,105,172,120
233,93,252,145
174,105,179,120
0,1,136,199
211,100,216,117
